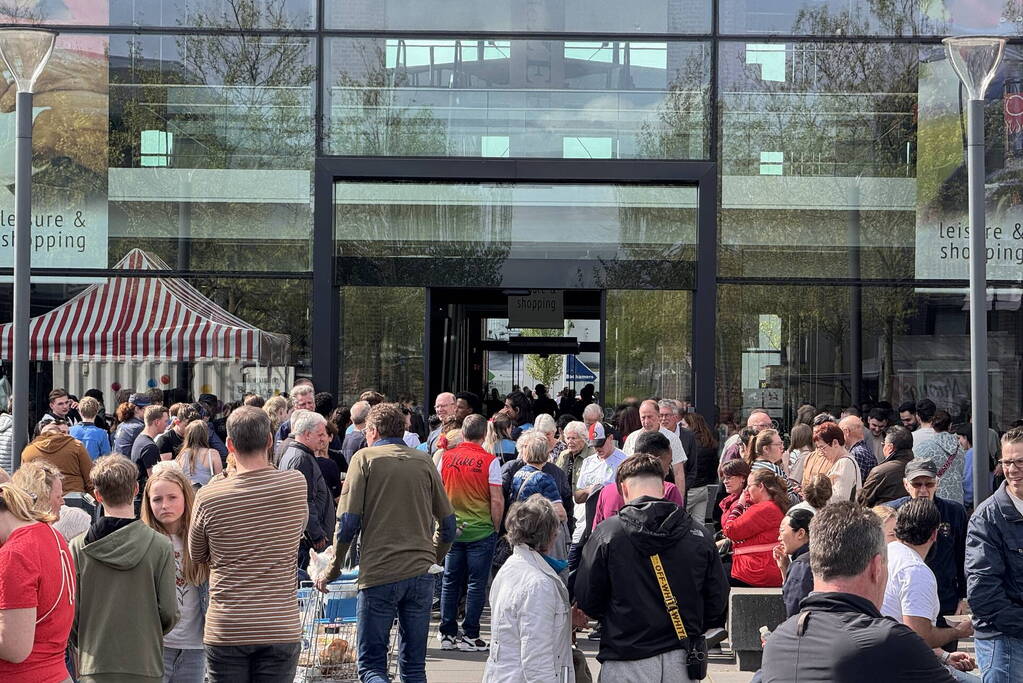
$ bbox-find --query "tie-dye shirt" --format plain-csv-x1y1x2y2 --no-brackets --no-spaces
438,442,502,542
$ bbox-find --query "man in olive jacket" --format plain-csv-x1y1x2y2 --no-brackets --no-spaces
70,455,177,682
858,426,916,507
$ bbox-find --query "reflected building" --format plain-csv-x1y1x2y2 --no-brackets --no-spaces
1,1,1022,433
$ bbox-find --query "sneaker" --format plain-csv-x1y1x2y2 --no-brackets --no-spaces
439,634,456,650
456,636,488,652
703,627,728,649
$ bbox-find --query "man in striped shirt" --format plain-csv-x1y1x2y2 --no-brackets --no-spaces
189,406,308,682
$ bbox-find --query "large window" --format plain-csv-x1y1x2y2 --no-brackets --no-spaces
108,34,315,271
716,284,1023,431
329,0,711,33
334,180,699,288
324,38,711,158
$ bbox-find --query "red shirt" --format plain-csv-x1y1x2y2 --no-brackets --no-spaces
722,500,785,587
0,522,75,682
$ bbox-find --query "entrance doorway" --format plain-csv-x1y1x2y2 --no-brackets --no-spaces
427,288,601,413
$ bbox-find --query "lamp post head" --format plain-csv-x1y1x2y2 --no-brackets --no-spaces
943,36,1006,101
0,27,57,94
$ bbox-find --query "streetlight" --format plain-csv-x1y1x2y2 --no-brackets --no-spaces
0,27,57,468
942,35,1005,508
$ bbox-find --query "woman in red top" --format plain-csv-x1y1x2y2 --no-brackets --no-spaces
0,482,75,682
722,469,790,587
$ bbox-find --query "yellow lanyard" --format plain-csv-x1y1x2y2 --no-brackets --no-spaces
650,553,688,641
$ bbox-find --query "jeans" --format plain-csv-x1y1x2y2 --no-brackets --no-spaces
358,573,434,683
163,647,205,683
205,642,300,683
976,636,1023,683
440,533,497,639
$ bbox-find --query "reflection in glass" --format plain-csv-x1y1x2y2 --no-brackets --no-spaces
340,286,425,406
107,34,314,270
605,290,692,408
719,0,1022,37
334,181,698,288
110,0,315,30
328,0,710,34
324,38,710,158
718,41,919,280
715,284,1022,433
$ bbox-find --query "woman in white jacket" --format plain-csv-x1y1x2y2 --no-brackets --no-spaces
484,494,575,683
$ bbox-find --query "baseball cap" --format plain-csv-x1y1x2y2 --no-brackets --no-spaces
198,393,218,405
129,392,152,407
904,458,938,481
588,422,619,447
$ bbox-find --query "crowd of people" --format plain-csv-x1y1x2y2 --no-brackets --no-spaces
0,382,1020,683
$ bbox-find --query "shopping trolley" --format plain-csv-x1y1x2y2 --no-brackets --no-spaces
295,571,399,682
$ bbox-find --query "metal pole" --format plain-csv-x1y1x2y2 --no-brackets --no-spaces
12,90,33,468
967,98,990,506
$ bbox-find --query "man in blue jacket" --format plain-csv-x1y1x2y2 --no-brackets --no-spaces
966,427,1023,683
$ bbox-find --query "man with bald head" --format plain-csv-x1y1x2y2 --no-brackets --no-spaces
342,400,372,464
840,415,877,482
622,399,687,489
427,392,457,452
721,409,774,462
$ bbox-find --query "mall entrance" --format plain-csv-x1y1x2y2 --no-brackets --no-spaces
317,157,717,413
427,288,602,410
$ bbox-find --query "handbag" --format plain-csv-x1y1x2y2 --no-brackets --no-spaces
649,552,708,680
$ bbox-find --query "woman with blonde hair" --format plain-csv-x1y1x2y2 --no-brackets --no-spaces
263,395,289,437
175,420,222,488
141,463,208,682
11,460,91,542
0,482,75,681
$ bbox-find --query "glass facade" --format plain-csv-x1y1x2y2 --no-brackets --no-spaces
1,3,1021,429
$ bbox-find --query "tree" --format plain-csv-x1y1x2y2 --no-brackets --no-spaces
522,328,564,389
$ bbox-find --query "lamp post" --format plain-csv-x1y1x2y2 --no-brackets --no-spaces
0,28,57,468
942,36,1005,508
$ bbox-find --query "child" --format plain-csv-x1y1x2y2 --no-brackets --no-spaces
70,455,178,682
141,463,207,683
69,397,113,460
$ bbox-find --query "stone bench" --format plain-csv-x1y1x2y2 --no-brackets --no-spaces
727,587,788,671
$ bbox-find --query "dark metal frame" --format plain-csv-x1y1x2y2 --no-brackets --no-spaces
313,156,718,414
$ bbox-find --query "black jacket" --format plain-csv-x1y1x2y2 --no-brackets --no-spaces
575,496,729,662
279,441,337,545
761,592,955,683
782,544,813,617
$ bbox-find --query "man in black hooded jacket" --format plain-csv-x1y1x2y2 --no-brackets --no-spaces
575,453,728,679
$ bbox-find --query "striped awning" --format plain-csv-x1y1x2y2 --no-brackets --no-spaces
1,249,290,364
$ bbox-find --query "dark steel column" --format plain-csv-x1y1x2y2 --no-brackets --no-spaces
312,161,338,395
693,167,718,419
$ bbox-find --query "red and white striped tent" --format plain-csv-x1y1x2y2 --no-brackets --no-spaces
0,249,289,365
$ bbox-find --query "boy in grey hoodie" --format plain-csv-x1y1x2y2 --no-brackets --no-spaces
70,455,177,682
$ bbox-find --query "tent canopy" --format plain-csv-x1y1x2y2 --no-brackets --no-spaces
1,249,290,365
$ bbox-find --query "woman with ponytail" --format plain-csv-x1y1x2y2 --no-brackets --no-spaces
0,482,75,681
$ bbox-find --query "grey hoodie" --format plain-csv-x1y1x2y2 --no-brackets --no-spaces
0,412,12,473
70,519,177,681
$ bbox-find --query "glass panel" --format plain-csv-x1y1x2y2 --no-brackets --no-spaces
324,38,710,159
339,287,425,406
719,1,1023,36
605,290,692,407
108,34,315,271
334,181,698,288
0,35,109,273
118,0,313,28
0,276,308,426
328,0,711,34
715,284,1021,432
718,42,1023,283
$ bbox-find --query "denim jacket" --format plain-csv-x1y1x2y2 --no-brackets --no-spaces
966,483,1023,640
